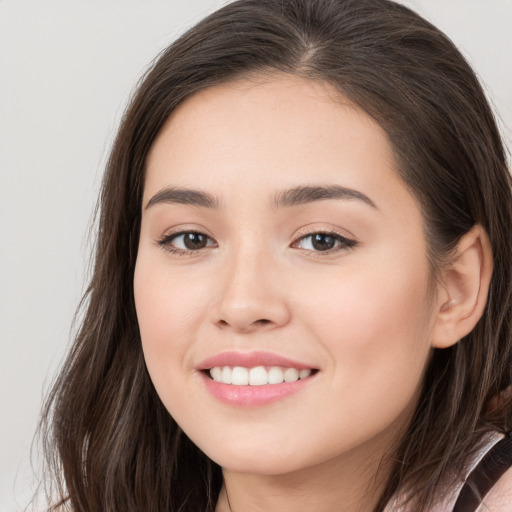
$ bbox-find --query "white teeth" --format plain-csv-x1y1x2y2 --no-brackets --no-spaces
221,366,232,384
231,366,249,385
208,365,314,385
283,368,299,382
268,366,284,384
299,369,312,379
211,367,222,382
249,366,268,386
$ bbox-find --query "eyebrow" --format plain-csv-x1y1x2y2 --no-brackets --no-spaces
145,187,221,210
273,184,377,209
145,184,377,211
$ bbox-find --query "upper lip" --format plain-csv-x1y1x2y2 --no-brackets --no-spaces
196,351,316,371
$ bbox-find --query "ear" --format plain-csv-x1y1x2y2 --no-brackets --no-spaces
431,224,493,349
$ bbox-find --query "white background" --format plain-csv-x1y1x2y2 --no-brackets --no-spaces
0,1,510,510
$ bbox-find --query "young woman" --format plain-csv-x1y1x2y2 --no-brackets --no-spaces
40,0,512,510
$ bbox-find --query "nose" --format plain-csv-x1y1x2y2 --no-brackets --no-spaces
210,248,291,333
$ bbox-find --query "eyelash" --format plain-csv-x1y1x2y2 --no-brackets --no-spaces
291,229,357,255
157,229,357,257
157,231,217,256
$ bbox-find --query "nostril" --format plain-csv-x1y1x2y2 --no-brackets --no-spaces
216,318,272,330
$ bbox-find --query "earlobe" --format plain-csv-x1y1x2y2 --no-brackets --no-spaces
431,225,493,349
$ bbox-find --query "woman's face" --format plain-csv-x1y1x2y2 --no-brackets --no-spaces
134,75,438,476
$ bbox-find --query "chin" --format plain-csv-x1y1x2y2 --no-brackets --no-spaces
215,455,301,476
198,437,315,476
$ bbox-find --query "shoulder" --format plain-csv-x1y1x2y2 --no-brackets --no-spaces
476,465,512,512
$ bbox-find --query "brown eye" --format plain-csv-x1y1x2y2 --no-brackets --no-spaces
182,232,209,250
311,234,337,251
294,232,356,253
159,231,216,253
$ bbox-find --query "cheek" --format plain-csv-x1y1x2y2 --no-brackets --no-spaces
299,253,432,340
135,247,211,332
296,252,434,414
133,254,210,394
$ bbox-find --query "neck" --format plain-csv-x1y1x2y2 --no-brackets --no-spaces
215,441,394,512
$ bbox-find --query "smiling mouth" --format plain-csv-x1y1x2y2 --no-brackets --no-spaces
205,366,318,386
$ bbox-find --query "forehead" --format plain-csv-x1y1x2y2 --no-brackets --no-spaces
144,74,416,219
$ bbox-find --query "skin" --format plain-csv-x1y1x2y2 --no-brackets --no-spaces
134,75,453,511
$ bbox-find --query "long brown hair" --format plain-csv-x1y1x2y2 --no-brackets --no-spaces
40,0,512,510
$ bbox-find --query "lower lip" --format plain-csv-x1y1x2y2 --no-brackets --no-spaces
200,372,316,406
